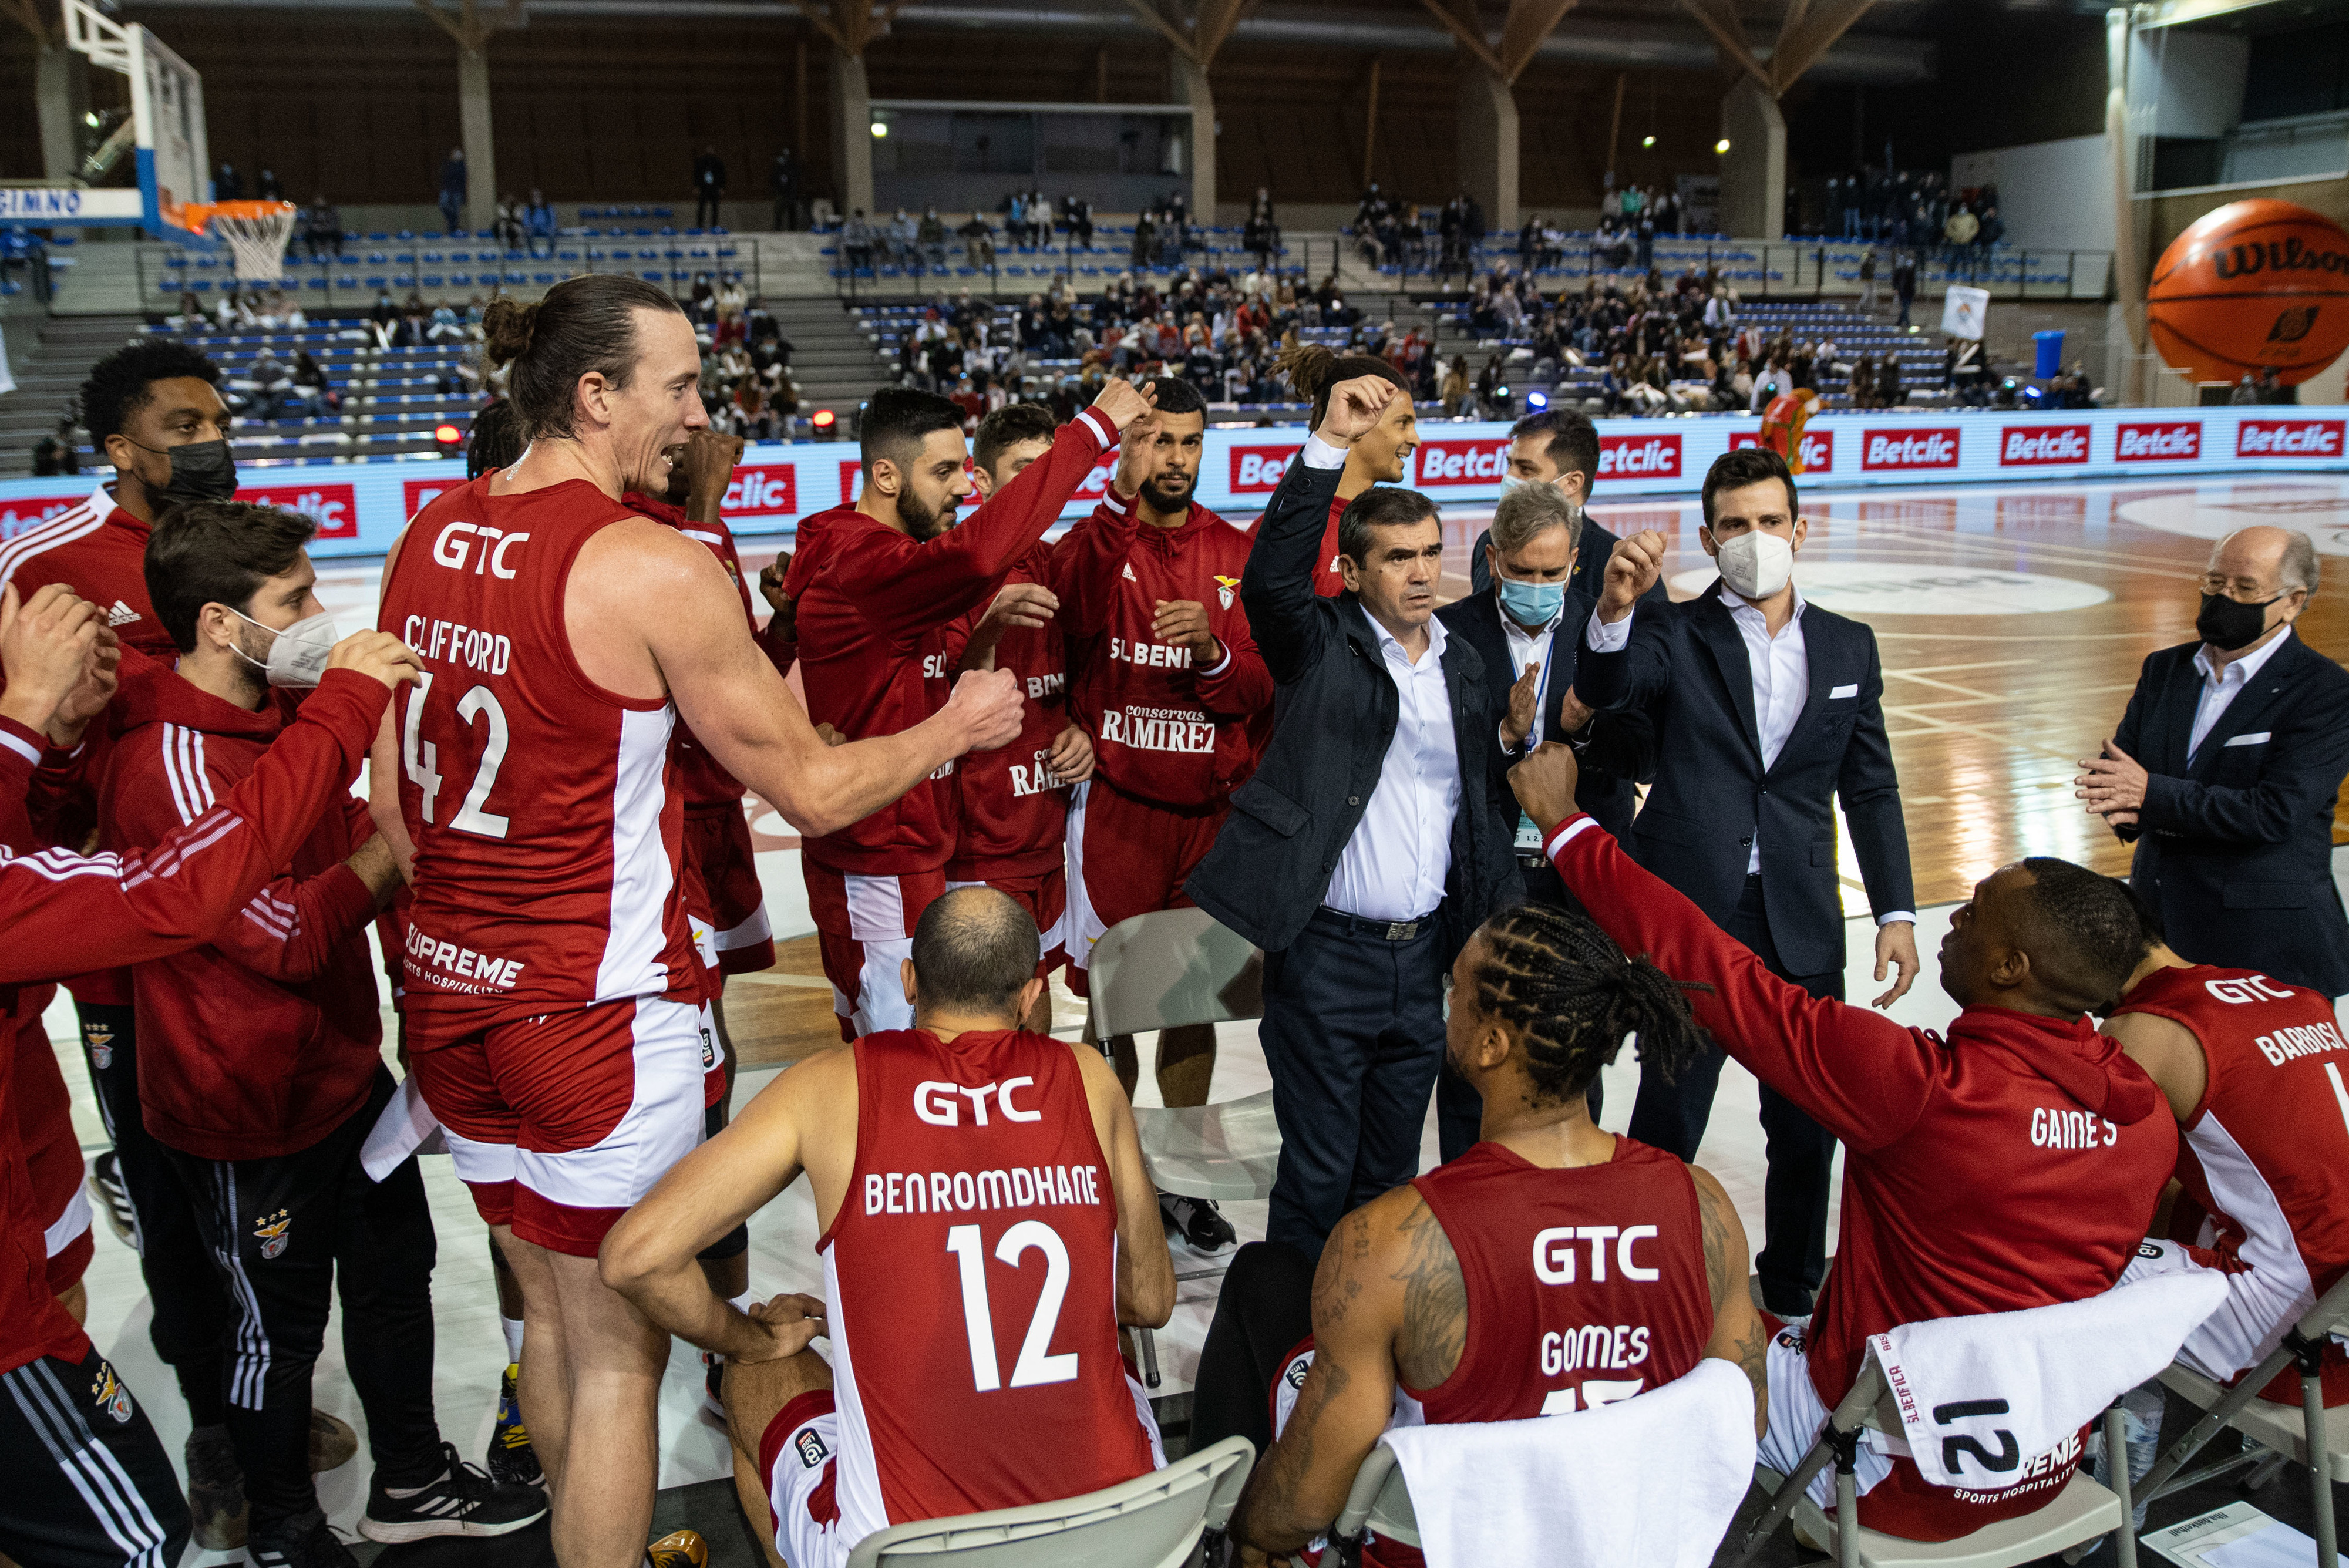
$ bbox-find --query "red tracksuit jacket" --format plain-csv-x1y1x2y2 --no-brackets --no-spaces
102,671,385,1161
1050,490,1274,809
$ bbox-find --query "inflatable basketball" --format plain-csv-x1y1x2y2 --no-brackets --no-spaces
1759,389,1822,472
2146,200,2349,386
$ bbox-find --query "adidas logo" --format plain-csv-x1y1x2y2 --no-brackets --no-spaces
106,600,139,627
1122,563,1138,583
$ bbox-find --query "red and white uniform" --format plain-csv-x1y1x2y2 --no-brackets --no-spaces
947,541,1072,973
1544,813,2179,1543
381,479,707,1256
11,991,88,1296
1049,489,1273,992
760,1025,1159,1567
0,671,389,1379
2112,964,2349,1405
1312,493,1347,597
794,409,1115,1039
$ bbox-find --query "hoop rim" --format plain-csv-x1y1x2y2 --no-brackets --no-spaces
179,199,297,236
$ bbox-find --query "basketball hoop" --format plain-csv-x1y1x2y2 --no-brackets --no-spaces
181,199,298,283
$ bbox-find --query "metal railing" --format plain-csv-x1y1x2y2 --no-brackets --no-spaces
830,224,1327,304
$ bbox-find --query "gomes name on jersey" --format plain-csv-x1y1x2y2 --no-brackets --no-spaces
1099,705,1216,753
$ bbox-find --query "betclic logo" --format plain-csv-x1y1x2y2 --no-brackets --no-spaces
2236,419,2344,457
1998,425,2091,466
1228,445,1303,494
1414,439,1510,485
1729,429,1834,473
1862,428,1961,470
1597,433,1681,479
720,463,798,521
2114,422,2200,462
241,482,359,539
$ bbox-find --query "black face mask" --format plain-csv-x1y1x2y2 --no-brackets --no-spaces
2195,591,2280,652
130,437,238,506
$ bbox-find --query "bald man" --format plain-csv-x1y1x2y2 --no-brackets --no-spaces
2079,525,2349,997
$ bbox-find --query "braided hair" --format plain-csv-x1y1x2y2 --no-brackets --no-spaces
1464,903,1712,1108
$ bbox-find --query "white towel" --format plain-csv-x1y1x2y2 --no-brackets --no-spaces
1381,1360,1756,1568
361,1075,445,1182
1870,1270,2229,1492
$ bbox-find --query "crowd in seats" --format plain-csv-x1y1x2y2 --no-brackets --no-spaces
826,198,1282,285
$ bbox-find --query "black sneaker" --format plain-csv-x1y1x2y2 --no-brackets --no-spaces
184,1424,248,1550
1160,1190,1236,1253
487,1363,544,1488
250,1506,358,1568
89,1151,136,1247
361,1441,549,1543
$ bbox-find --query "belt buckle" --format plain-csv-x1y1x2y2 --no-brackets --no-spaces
1385,920,1417,941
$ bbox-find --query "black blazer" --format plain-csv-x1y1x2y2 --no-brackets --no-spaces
1433,586,1654,842
1468,514,1671,610
1577,582,1915,979
2111,634,2349,995
1187,459,1523,958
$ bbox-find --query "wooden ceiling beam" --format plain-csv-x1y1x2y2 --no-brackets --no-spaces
1769,0,1875,93
1412,0,1506,80
1495,0,1576,82
1677,0,1772,93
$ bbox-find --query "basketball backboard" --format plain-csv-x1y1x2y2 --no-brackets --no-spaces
60,0,210,239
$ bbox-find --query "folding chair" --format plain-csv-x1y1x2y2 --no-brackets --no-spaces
843,1434,1252,1567
1085,906,1274,1388
1727,1351,2138,1568
1329,1438,1419,1566
2129,1270,2349,1568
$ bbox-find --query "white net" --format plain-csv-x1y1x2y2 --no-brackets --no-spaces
213,207,297,283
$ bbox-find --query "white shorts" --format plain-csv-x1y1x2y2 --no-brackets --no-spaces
1755,1326,1896,1509
804,864,944,1044
2119,1237,2341,1384
762,1377,1165,1568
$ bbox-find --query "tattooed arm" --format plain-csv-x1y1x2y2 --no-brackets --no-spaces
1692,1162,1769,1436
1229,1186,1459,1565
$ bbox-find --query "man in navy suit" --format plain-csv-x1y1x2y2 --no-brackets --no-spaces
1573,445,1919,1325
2079,526,2349,997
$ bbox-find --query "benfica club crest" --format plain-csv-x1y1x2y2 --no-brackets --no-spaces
1214,574,1241,611
83,1023,114,1070
253,1208,292,1260
90,1361,134,1424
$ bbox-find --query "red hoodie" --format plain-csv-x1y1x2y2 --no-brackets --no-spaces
1050,489,1274,809
948,541,1069,879
102,668,385,1161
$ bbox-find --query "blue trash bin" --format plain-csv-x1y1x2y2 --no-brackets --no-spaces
2034,329,2065,380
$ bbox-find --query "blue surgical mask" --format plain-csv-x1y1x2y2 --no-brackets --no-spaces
1495,573,1566,627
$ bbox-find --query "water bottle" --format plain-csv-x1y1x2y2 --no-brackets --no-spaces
2082,1381,2163,1553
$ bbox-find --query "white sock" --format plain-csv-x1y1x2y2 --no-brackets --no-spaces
502,1315,526,1365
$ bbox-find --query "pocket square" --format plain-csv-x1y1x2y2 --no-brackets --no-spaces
1829,683,1859,700
2225,732,2271,747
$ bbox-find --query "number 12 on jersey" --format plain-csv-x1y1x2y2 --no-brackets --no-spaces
945,1222,1078,1392
401,671,514,839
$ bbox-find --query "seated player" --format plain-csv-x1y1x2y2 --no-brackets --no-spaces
600,886,1174,1568
1212,901,1766,1567
2102,886,2349,1405
1513,741,2179,1543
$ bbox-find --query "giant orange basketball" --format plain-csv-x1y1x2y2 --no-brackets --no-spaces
2146,200,2349,386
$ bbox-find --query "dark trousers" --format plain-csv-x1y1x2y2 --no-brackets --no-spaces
1261,908,1448,1259
1437,857,1601,1162
167,1067,444,1532
0,1346,190,1568
1626,873,1841,1317
76,1001,231,1428
1190,1241,1316,1459
696,191,723,228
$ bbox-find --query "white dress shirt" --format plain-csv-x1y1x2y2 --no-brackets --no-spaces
1586,585,1913,927
1324,607,1462,922
2189,627,2293,761
1497,595,1564,749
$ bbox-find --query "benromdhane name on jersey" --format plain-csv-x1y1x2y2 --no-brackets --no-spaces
863,1163,1103,1217
1099,707,1217,753
403,921,526,992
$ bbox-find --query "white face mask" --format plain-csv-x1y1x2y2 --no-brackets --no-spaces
1714,530,1794,601
231,607,338,688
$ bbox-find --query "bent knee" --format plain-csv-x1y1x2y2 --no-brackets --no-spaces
723,1348,834,1459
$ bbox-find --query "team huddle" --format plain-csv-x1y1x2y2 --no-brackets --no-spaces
0,270,2339,1568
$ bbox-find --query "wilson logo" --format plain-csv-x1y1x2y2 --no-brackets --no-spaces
1862,429,1960,470
2000,426,2090,466
1597,433,1681,478
2114,422,2200,461
2237,419,2344,457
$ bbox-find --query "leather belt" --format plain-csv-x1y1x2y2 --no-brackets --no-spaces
1315,907,1432,942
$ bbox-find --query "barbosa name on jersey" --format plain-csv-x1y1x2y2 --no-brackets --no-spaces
2255,1018,2345,1067
1099,705,1217,753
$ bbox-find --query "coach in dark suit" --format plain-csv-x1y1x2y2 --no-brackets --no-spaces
1466,408,1671,613
1574,445,1919,1322
1189,375,1520,1257
2080,525,2349,996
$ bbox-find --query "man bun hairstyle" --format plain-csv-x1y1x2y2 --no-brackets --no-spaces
79,338,221,449
2015,857,2145,1014
1510,408,1600,493
1700,444,1798,529
860,386,963,479
481,274,687,443
910,886,1041,1018
1337,487,1438,567
1490,480,1578,557
1466,903,1713,1106
1146,374,1207,419
1274,342,1409,428
144,499,317,655
972,401,1058,479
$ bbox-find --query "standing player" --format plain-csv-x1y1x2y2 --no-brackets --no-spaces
599,886,1174,1568
1270,346,1416,598
790,382,1149,1043
1052,377,1273,1251
950,402,1097,1035
376,275,1031,1568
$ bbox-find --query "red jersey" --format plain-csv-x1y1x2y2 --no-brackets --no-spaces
102,672,383,1160
1315,492,1347,597
623,492,756,815
2113,963,2349,1401
0,668,389,1377
1406,1138,1713,1421
0,482,178,661
1050,490,1274,809
381,479,697,1026
1546,814,2177,1539
821,1026,1155,1542
793,407,1117,877
949,541,1069,879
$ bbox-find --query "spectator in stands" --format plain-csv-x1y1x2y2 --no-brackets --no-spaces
289,351,335,416
770,147,796,231
1978,205,2004,248
887,208,918,266
301,196,341,260
918,208,947,271
2256,366,2288,402
842,208,874,273
170,290,207,332
1876,354,1902,407
1131,210,1155,270
1943,204,1978,260
31,420,78,476
523,189,556,257
245,346,291,420
1066,194,1094,250
1892,250,1917,328
494,193,524,254
437,147,466,234
216,163,242,201
694,144,726,228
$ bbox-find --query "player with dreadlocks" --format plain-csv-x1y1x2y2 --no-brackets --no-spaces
1204,900,1768,1567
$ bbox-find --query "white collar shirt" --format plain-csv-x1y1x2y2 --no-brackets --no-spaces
1496,595,1564,748
1719,583,1809,873
1324,607,1462,923
2189,626,2293,760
